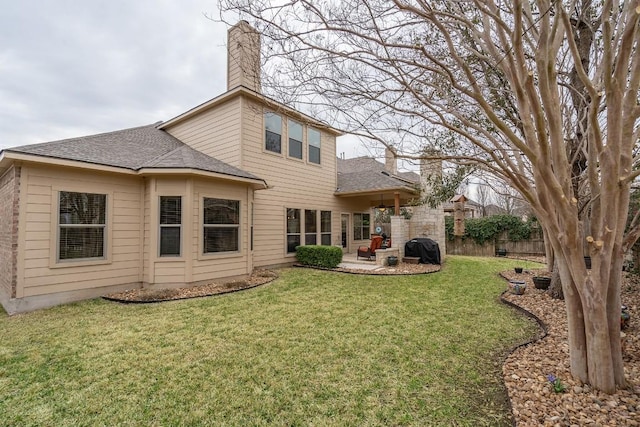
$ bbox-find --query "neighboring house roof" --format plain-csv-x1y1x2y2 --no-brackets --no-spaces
442,196,482,212
337,156,420,183
484,204,507,216
335,157,419,195
2,123,265,186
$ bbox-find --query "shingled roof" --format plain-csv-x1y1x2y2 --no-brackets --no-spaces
336,157,419,194
4,124,263,183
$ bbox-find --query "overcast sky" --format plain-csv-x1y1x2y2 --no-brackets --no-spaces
0,1,365,158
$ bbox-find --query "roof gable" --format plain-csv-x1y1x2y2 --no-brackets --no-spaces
3,124,262,184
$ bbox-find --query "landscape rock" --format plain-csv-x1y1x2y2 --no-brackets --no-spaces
501,267,640,425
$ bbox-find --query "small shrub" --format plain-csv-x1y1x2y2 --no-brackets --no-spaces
295,245,343,268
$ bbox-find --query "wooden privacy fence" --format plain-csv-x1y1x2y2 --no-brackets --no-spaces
446,230,546,257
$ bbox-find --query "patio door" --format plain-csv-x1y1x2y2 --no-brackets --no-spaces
341,214,349,250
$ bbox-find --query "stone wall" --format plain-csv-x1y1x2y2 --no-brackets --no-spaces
409,205,446,255
391,216,409,258
409,153,446,255
0,165,20,304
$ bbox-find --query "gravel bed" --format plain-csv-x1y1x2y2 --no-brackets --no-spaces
501,268,640,426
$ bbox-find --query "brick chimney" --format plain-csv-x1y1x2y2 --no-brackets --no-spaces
227,21,261,92
384,147,397,175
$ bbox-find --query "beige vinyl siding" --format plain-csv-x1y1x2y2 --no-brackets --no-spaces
162,92,375,268
142,179,151,284
165,97,243,167
190,179,251,282
147,177,252,287
19,165,143,297
149,178,187,286
239,98,373,267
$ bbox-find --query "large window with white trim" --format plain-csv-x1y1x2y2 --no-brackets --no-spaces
304,209,317,245
353,213,371,241
308,127,321,164
287,208,333,253
265,112,282,154
288,119,303,159
203,198,240,253
58,191,106,260
286,208,301,253
321,211,332,245
159,196,182,256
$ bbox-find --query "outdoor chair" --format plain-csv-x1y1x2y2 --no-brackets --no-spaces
357,235,383,260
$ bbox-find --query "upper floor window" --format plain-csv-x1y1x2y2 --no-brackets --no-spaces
159,196,182,256
265,112,282,154
203,198,240,253
288,119,303,159
308,128,321,164
58,191,106,260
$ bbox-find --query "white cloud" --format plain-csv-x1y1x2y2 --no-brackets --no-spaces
0,0,365,158
0,0,226,148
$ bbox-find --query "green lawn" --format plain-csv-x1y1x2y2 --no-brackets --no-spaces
0,256,538,426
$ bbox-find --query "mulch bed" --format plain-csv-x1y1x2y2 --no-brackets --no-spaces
103,269,279,303
103,262,440,304
500,267,640,426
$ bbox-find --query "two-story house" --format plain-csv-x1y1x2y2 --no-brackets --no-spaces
0,22,438,314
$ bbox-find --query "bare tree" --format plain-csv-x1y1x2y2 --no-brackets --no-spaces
219,0,640,393
492,179,523,216
474,181,493,217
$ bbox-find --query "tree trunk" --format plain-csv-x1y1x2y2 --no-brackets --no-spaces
548,261,564,299
558,251,626,393
557,257,588,383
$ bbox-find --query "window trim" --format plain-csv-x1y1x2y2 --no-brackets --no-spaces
202,197,241,255
50,186,113,268
308,127,321,165
304,209,317,245
286,207,301,255
320,210,332,246
288,119,304,160
158,196,182,257
353,212,371,241
286,208,333,255
264,111,283,155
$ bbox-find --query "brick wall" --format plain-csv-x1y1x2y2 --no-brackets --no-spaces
0,165,20,301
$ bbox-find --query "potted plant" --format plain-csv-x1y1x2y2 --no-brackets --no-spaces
508,280,526,295
514,267,523,274
387,256,398,266
532,276,551,290
621,305,630,330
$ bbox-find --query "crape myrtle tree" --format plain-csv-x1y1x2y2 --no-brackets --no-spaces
218,0,640,393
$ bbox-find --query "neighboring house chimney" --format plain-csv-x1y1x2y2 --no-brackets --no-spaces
384,147,397,175
227,21,261,92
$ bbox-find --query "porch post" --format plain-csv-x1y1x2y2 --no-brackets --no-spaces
391,216,409,259
394,192,400,215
